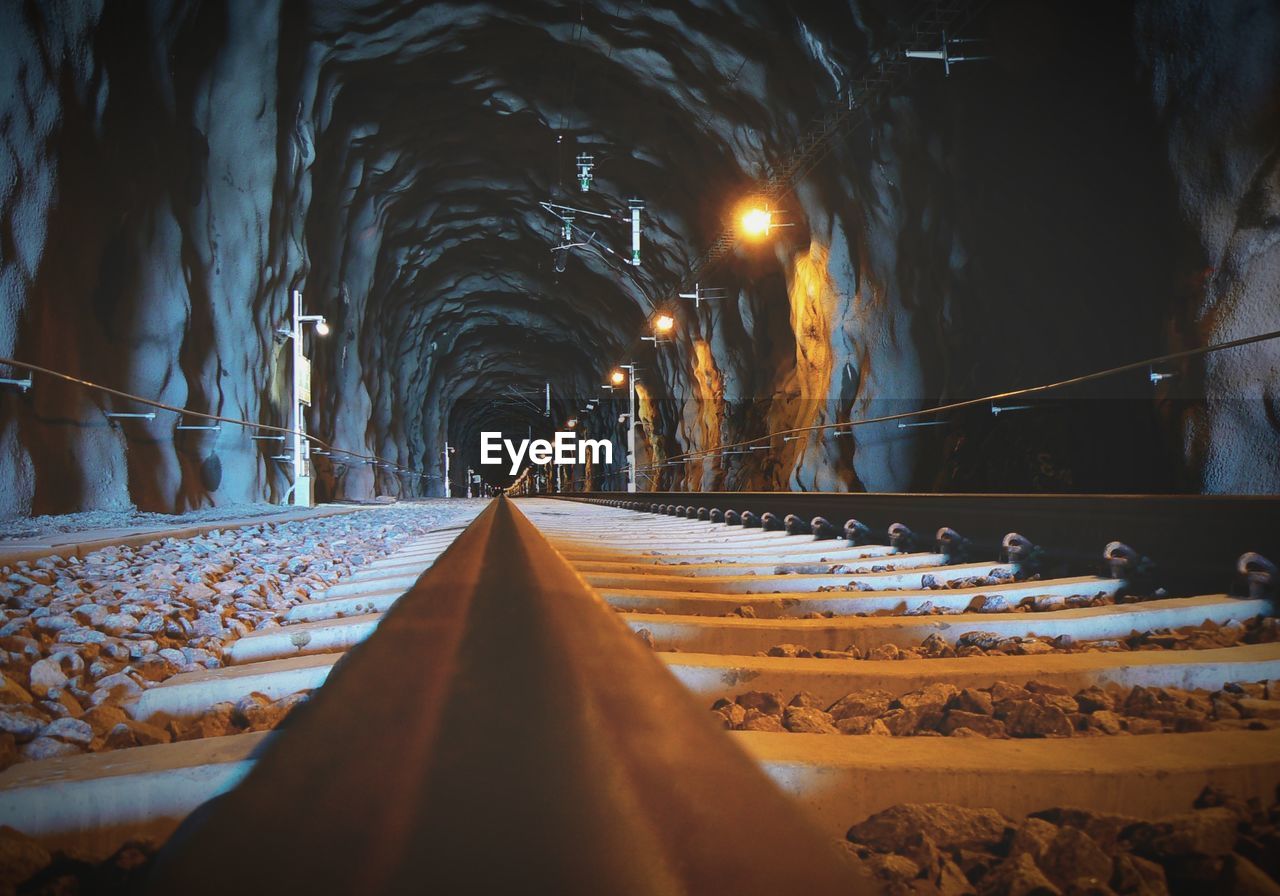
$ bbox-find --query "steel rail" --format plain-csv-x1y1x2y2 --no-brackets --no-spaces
558,492,1280,599
142,496,869,893
0,355,425,481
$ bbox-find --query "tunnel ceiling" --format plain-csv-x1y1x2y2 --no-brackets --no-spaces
2,0,1278,513
298,0,876,487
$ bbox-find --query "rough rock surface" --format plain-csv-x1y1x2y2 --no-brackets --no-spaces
759,614,1279,662
842,788,1280,895
1,3,1277,514
0,501,477,768
719,679,1280,739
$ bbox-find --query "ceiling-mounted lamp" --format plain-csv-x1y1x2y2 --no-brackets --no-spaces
738,202,793,240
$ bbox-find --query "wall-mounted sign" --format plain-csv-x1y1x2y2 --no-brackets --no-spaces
298,356,312,406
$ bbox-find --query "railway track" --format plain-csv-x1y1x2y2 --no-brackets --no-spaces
0,493,1277,891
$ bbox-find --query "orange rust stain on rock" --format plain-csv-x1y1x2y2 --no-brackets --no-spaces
766,241,839,485
691,339,725,456
635,381,663,470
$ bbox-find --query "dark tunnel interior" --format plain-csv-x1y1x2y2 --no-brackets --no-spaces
1,0,1277,513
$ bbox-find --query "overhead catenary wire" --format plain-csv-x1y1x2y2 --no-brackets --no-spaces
0,356,424,481
557,328,1280,486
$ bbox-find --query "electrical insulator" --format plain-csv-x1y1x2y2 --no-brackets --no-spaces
627,199,643,266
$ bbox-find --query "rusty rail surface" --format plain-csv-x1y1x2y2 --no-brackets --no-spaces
143,496,868,893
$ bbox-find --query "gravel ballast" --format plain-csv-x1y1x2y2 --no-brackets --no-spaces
0,500,483,770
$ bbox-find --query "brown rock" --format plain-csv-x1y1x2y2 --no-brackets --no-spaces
950,688,995,716
132,654,180,683
79,703,129,737
711,700,747,728
1110,853,1169,896
782,706,838,734
1030,808,1142,855
1032,691,1082,715
866,644,901,661
1013,639,1055,655
735,690,785,716
787,691,822,709
190,704,237,739
0,825,52,892
897,683,961,713
1087,711,1124,735
827,689,896,721
881,706,945,736
920,633,956,658
836,714,879,735
977,852,1060,895
0,673,32,705
1039,826,1113,890
1124,718,1163,735
1002,701,1074,738
847,802,1011,853
1123,808,1240,859
766,643,812,658
990,681,1032,703
739,708,785,732
814,648,858,660
0,732,15,771
1236,698,1280,720
274,691,310,721
104,719,171,750
943,710,1009,738
1007,817,1060,861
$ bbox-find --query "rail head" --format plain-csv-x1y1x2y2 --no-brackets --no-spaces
143,495,870,893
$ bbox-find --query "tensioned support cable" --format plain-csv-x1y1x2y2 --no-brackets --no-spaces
0,356,423,480
615,327,1280,477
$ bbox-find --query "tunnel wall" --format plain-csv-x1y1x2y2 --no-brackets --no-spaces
1,0,1277,516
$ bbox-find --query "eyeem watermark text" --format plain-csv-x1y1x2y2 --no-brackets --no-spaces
480,432,612,475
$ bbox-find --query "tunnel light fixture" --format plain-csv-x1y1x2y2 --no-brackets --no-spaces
287,289,330,507
653,313,676,334
565,419,578,429
738,202,794,240
741,207,772,238
610,369,626,387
